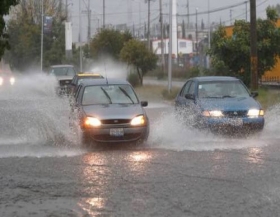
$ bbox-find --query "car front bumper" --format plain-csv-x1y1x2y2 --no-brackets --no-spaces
83,126,149,143
200,116,265,132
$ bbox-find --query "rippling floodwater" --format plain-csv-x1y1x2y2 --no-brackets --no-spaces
0,72,279,156
0,73,85,157
148,104,280,151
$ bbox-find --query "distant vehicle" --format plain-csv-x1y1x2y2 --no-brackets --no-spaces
0,71,15,87
69,72,104,95
175,76,265,134
69,78,149,145
49,64,78,95
0,60,15,87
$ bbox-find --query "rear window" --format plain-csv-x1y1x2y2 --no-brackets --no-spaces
50,67,76,76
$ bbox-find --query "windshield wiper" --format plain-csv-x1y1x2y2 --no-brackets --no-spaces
222,95,235,98
118,87,134,104
100,87,112,104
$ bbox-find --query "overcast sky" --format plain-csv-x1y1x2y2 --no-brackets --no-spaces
66,0,280,42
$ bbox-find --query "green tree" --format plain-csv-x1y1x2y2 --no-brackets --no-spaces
4,0,68,71
120,39,158,85
0,0,18,60
208,7,280,86
89,29,132,60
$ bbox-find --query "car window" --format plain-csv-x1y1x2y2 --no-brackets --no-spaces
188,81,196,95
198,80,250,98
50,67,76,76
181,81,192,96
82,84,139,105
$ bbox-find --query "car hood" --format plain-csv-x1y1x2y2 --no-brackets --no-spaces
82,104,146,119
198,96,261,111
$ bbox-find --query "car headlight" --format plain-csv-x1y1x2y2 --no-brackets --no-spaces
247,109,264,118
131,115,145,126
0,77,3,85
10,77,15,85
202,110,224,117
84,117,101,127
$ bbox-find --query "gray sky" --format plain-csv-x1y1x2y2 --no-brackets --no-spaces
67,0,280,42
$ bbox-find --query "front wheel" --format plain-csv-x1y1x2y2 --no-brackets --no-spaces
81,131,92,147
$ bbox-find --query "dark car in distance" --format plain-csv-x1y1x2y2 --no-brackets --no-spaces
69,72,104,96
175,76,265,134
69,78,149,145
49,64,77,95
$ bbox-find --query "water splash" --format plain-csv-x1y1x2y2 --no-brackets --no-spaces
0,72,83,157
148,108,273,151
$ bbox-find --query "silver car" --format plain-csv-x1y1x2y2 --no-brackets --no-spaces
69,78,149,146
49,64,77,95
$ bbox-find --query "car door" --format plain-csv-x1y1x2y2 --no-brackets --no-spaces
175,80,193,109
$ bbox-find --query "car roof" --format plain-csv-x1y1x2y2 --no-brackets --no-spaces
51,64,75,68
192,76,240,82
79,78,131,86
76,73,103,77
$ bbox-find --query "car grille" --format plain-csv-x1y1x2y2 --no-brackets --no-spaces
94,133,142,141
59,80,72,86
223,110,247,118
101,119,131,124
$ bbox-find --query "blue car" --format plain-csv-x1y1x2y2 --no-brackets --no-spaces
175,76,265,133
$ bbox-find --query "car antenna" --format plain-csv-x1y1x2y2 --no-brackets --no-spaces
104,62,108,85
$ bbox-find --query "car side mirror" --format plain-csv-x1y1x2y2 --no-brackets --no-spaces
185,93,195,100
251,91,258,98
141,101,148,107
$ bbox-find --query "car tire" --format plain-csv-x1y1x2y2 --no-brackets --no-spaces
81,131,92,147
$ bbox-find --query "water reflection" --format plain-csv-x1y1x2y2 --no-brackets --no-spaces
78,151,153,216
246,147,264,165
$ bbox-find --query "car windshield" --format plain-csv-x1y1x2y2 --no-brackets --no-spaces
82,84,139,105
198,80,250,98
50,67,76,76
77,77,102,85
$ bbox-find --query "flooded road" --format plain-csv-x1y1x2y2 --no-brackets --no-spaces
1,74,280,216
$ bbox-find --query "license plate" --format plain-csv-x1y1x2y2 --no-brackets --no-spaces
229,118,243,126
110,128,124,136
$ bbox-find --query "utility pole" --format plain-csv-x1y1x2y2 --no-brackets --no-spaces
66,0,68,21
103,0,105,28
187,0,189,28
79,0,83,72
159,0,165,75
147,0,151,50
245,1,248,22
230,9,233,25
250,0,258,90
168,0,172,93
41,0,44,72
87,0,91,42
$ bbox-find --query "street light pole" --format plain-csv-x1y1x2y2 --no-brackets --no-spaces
103,0,105,28
41,0,44,72
250,0,258,90
168,0,172,93
147,0,151,50
159,0,165,75
79,0,83,72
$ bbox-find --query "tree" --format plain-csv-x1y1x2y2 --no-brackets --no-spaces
208,7,280,87
120,39,158,85
4,0,68,71
0,0,19,60
88,29,132,60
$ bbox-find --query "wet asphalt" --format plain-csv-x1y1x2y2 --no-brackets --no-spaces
1,77,280,216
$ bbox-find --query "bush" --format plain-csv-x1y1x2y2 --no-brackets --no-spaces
127,73,140,87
